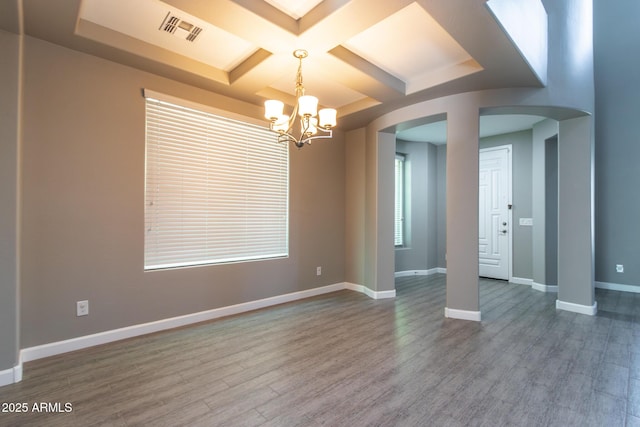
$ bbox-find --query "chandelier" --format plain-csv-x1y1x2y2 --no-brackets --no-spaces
264,49,337,148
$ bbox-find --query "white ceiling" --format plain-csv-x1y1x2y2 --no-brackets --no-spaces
6,0,547,130
396,115,547,145
263,0,324,20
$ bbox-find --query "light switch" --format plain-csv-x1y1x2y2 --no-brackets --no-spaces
519,218,533,226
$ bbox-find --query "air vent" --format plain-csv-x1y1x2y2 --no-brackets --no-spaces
159,12,203,42
161,14,179,34
186,26,202,42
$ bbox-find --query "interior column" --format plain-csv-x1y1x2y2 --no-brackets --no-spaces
363,127,396,298
445,106,481,321
556,116,596,314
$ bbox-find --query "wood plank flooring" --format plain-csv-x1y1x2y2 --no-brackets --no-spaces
1,274,640,426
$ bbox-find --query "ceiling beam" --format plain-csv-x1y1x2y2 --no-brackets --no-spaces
328,46,405,96
296,0,415,53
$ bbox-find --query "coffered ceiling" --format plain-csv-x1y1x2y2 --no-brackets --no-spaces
4,0,546,130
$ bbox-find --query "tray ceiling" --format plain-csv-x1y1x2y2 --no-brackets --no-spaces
13,0,546,130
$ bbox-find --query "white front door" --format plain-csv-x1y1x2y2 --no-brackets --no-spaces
479,146,511,280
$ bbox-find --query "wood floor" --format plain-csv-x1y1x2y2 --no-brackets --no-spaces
1,274,640,426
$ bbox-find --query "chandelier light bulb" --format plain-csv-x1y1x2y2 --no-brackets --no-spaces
273,115,289,132
305,117,318,136
298,95,318,117
264,100,284,121
318,108,337,128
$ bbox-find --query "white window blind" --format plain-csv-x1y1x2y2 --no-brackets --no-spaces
144,92,289,270
394,154,405,247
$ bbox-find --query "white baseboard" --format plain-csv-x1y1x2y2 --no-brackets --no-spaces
394,268,446,278
510,277,533,286
532,282,558,293
395,270,429,278
0,368,14,387
444,307,482,322
14,362,22,382
345,282,396,299
21,282,367,363
556,299,597,316
529,281,640,295
0,363,22,387
596,281,640,293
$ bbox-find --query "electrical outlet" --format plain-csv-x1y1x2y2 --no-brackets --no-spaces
616,264,624,273
316,266,322,276
77,300,89,316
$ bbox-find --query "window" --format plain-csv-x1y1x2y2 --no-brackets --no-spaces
395,153,405,247
144,90,289,270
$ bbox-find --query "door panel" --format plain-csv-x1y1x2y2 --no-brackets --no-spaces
479,147,510,280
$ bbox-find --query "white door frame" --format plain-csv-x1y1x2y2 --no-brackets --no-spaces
479,145,513,281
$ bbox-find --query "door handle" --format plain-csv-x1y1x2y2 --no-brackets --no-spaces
500,230,507,234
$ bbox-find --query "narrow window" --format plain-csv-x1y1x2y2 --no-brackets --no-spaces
395,153,406,247
144,91,289,270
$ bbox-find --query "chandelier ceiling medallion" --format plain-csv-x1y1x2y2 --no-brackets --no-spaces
264,49,337,148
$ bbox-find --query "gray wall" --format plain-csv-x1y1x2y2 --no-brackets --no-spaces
594,0,640,287
345,128,365,286
0,30,20,372
532,118,559,287
398,130,533,281
479,130,533,280
394,140,438,273
19,36,346,348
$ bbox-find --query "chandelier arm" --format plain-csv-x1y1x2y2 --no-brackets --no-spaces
278,132,296,145
277,131,305,149
301,132,332,146
307,129,332,142
288,102,299,132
